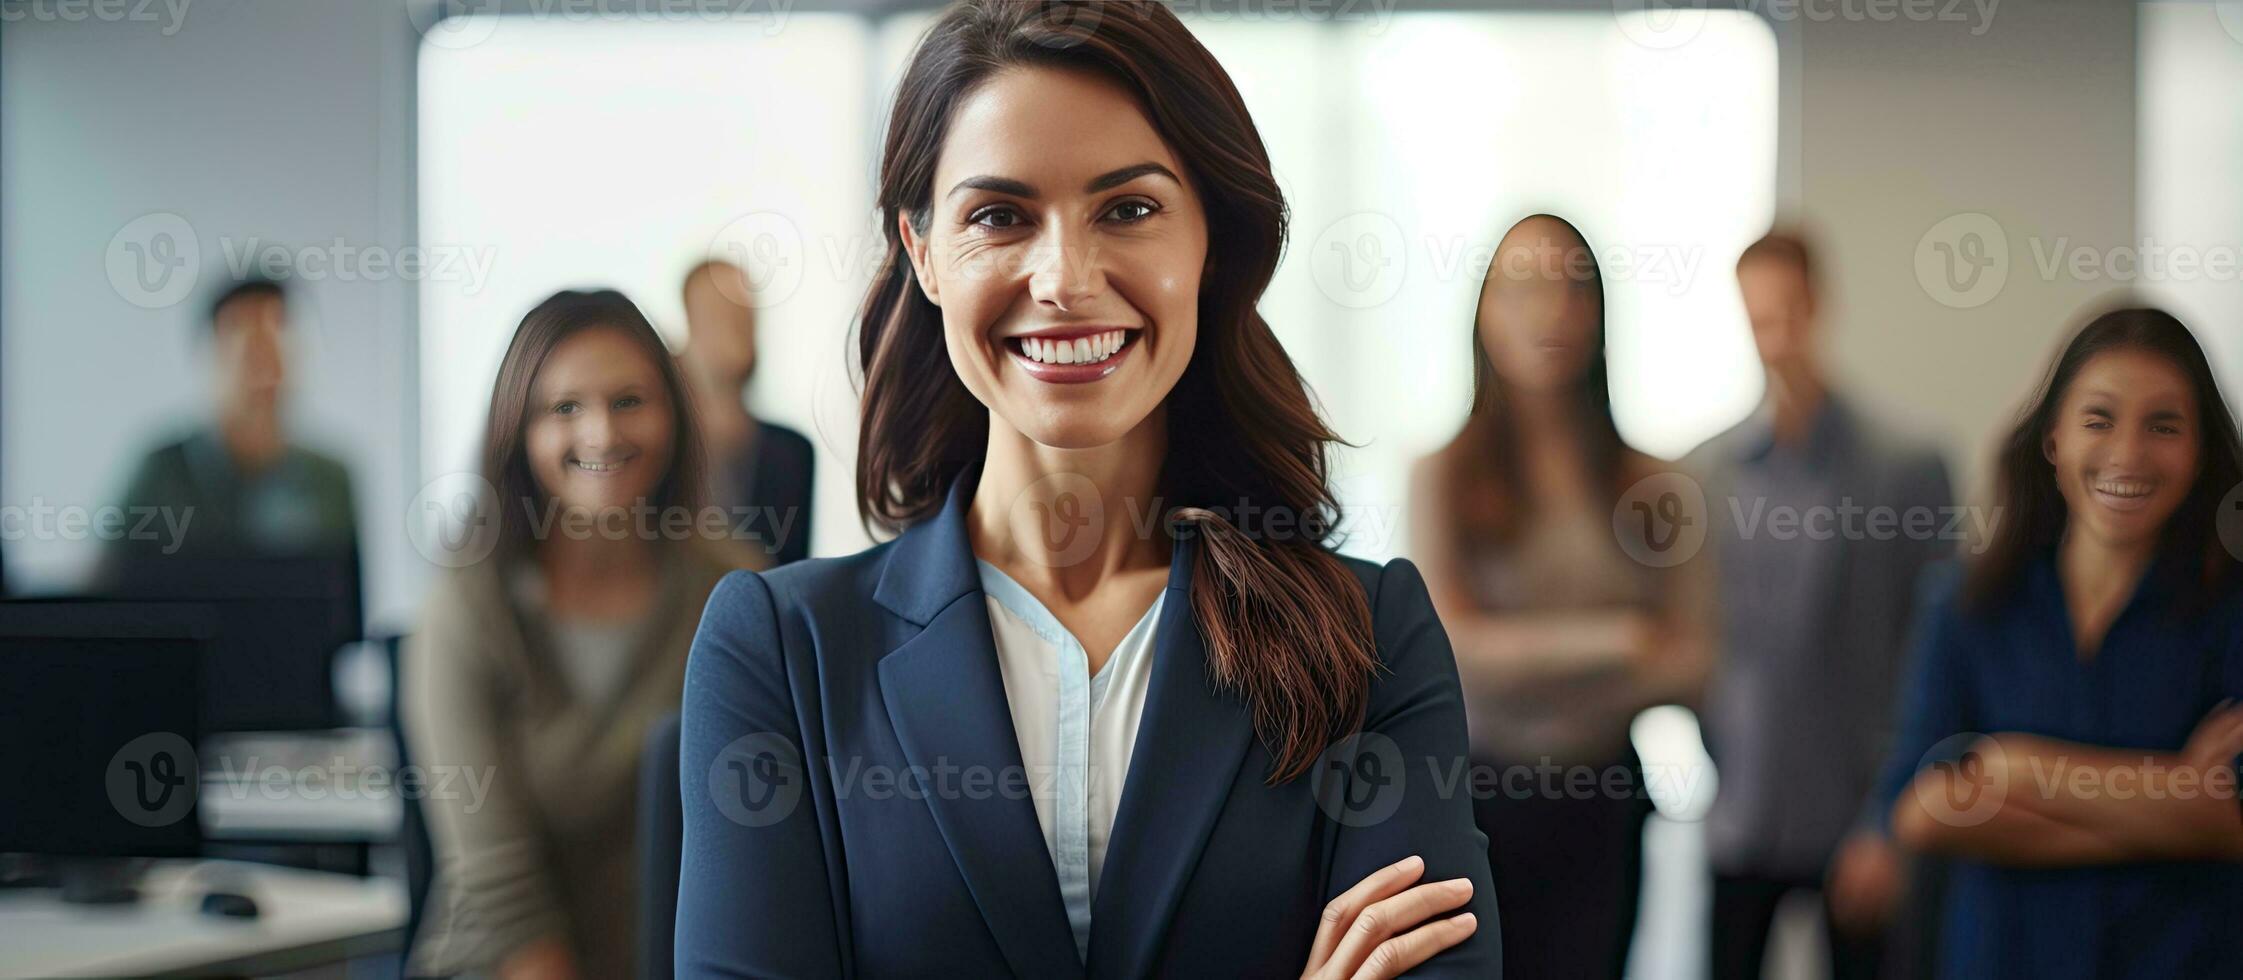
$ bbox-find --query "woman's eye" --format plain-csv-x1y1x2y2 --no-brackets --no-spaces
969,206,1024,230
615,396,642,410
1107,200,1157,223
554,401,579,416
2083,419,2111,429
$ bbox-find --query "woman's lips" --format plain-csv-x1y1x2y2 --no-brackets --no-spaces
1003,328,1138,385
2089,478,2155,513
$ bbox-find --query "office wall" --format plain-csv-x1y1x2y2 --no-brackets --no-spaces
1,0,2160,627
1789,0,2139,508
2,0,422,626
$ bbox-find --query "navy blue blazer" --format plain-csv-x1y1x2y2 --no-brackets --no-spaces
676,472,1500,978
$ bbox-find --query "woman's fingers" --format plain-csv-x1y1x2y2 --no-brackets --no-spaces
1306,855,1424,974
1323,876,1476,980
1348,911,1479,980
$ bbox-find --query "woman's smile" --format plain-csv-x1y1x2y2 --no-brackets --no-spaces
1001,325,1143,384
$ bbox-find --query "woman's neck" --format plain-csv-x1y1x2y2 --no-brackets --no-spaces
2057,524,2158,656
1505,384,1598,500
968,408,1171,604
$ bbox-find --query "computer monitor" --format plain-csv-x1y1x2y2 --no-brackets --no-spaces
102,556,361,734
0,600,212,862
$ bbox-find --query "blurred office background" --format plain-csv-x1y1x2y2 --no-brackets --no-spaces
3,1,2239,977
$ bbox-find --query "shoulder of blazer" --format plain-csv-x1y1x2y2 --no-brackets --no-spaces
698,539,902,662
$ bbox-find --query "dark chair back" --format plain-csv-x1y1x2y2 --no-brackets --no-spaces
639,712,685,980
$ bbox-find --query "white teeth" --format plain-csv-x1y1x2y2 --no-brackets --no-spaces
574,459,626,472
2095,480,2151,497
1018,330,1130,366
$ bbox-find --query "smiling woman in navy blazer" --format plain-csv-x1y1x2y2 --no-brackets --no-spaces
676,3,1499,977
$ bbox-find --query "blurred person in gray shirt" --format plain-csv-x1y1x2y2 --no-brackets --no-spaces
101,274,358,571
1684,228,1953,980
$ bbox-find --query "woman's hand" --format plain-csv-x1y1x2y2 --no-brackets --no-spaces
1300,855,1480,980
2182,700,2243,772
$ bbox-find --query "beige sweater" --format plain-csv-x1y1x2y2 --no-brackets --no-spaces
402,545,731,979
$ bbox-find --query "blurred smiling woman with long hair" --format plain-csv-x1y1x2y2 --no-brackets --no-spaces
677,2,1497,977
405,290,737,980
1871,306,2243,979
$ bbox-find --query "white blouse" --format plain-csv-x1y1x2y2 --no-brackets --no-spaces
975,559,1166,962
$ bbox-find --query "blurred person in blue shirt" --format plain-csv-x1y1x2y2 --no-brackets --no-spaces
1871,306,2243,979
1686,228,1953,980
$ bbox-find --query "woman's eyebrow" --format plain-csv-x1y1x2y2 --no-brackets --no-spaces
945,162,1180,201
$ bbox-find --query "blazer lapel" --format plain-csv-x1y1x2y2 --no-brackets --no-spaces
873,470,1087,980
1086,531,1257,979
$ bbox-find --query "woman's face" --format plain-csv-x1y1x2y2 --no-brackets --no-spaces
525,326,677,519
2044,348,2200,551
901,65,1208,450
1476,217,1601,392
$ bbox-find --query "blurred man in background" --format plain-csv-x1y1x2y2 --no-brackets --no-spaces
1687,229,1954,980
102,274,359,570
676,258,812,567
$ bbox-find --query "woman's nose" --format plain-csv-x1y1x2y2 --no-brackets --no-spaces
1026,230,1104,312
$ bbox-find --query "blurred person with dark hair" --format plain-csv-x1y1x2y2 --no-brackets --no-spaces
1871,306,2243,979
402,289,737,980
101,274,358,571
1685,227,1953,980
676,258,813,566
1410,213,1715,979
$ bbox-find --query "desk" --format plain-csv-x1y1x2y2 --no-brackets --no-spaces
0,860,406,978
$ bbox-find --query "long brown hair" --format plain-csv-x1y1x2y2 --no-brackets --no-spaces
1963,305,2243,612
480,288,706,565
1435,214,1627,548
854,0,1372,783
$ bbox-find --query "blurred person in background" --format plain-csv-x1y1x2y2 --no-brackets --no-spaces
1685,228,1953,980
676,258,813,567
403,289,735,980
100,274,358,571
1872,306,2243,979
1410,213,1714,979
